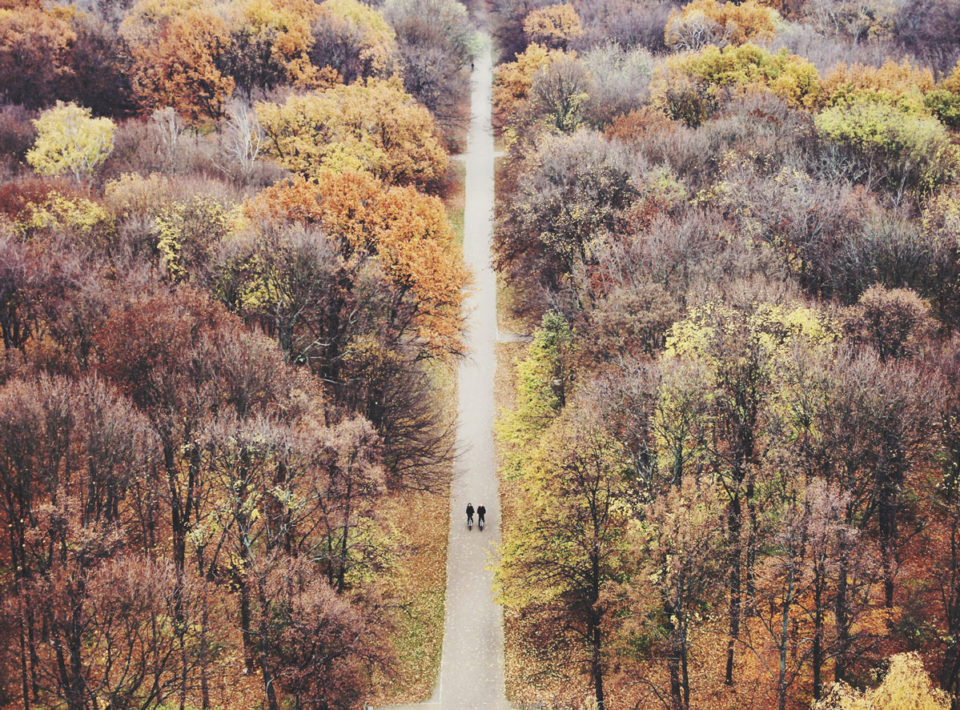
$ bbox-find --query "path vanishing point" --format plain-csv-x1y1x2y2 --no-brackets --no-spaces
381,32,509,710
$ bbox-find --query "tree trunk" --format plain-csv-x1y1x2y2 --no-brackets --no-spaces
812,563,825,700
725,494,742,686
834,559,849,683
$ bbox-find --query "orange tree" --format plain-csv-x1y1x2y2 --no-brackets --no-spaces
244,170,466,356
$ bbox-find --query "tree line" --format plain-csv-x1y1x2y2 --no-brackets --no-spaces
0,0,475,708
490,1,960,709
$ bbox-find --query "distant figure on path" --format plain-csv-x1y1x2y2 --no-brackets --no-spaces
466,503,475,528
477,505,486,530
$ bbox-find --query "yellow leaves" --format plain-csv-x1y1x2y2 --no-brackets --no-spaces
654,44,821,110
665,0,778,49
232,0,321,88
493,43,573,121
522,3,583,50
26,102,115,182
319,0,397,77
15,192,113,244
815,652,949,710
256,78,447,190
664,301,837,363
822,59,935,112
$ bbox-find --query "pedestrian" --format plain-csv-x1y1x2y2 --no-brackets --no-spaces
477,504,486,529
466,502,474,528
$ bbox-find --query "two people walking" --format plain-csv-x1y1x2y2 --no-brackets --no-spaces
466,503,486,530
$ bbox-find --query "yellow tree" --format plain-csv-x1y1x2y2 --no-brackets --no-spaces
522,3,583,50
814,653,950,710
26,102,115,182
493,43,572,122
225,0,324,92
256,78,448,190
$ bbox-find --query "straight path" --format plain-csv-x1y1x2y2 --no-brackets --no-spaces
435,33,509,710
379,33,507,710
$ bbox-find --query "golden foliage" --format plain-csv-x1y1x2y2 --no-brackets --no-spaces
665,0,778,49
814,653,949,710
653,43,821,110
256,78,447,190
522,3,583,49
245,172,466,353
822,59,935,111
126,6,236,123
493,43,573,121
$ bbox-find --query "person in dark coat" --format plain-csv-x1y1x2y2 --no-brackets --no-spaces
477,505,486,528
466,503,475,527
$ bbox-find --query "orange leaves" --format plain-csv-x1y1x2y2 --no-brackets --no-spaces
493,43,573,123
0,6,76,109
126,6,235,123
246,171,467,354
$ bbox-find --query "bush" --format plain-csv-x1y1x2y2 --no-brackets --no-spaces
523,3,583,50
0,104,36,167
529,57,590,132
654,44,822,114
26,102,115,182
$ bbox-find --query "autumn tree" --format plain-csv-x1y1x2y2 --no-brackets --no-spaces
665,0,778,50
815,99,959,201
497,407,631,710
815,653,950,710
310,0,397,84
626,477,725,710
0,6,75,109
500,130,636,277
256,79,448,191
124,5,236,123
26,102,115,182
523,3,583,50
383,0,474,132
493,42,572,123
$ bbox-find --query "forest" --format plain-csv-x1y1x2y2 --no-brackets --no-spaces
489,0,960,708
3,0,960,708
0,0,474,707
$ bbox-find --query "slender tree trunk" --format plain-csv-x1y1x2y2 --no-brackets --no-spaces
256,578,280,710
680,631,690,710
725,494,742,686
834,559,849,683
812,564,825,700
591,619,604,710
17,586,30,710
